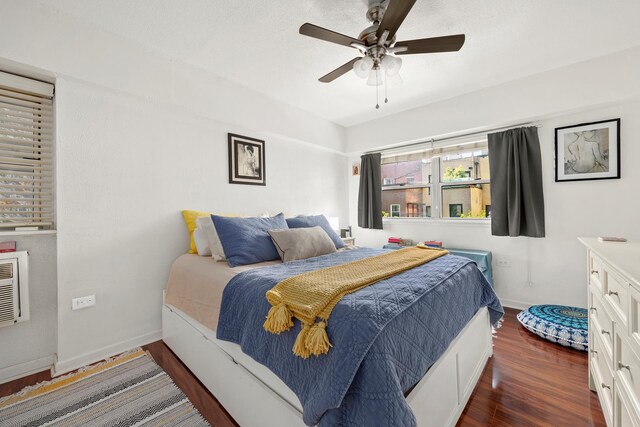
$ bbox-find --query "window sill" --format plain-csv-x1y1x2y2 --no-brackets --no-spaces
0,230,57,237
383,218,491,226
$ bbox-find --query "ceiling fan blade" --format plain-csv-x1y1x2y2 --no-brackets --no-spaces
376,0,417,41
394,34,466,55
300,23,361,48
319,58,361,83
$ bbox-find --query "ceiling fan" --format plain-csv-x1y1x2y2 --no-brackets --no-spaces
299,0,465,108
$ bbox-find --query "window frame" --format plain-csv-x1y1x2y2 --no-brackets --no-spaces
0,71,55,231
381,142,490,222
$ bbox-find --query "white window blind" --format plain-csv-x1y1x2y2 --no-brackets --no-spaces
0,71,54,229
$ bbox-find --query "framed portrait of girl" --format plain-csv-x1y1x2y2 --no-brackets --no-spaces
228,133,266,186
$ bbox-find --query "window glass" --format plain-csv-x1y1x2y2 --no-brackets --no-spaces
442,184,491,218
380,142,490,220
441,149,490,182
381,155,431,186
382,188,432,218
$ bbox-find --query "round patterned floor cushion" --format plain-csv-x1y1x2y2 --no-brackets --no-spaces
516,305,588,351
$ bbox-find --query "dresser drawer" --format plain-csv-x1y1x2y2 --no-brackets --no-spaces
606,268,630,327
590,252,605,294
615,332,640,412
629,286,640,359
592,331,614,422
592,292,615,359
615,381,640,427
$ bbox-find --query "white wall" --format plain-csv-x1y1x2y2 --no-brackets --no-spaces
0,234,56,382
347,46,640,153
0,0,348,375
348,48,640,309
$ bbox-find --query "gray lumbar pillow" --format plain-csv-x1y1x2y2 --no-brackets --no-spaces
268,226,337,262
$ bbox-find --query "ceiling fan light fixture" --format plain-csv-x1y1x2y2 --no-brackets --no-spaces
389,56,403,76
353,59,369,79
366,68,383,86
380,54,394,70
380,55,402,75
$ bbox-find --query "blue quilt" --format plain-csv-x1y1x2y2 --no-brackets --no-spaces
217,248,503,426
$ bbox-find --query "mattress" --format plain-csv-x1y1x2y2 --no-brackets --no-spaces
165,254,280,330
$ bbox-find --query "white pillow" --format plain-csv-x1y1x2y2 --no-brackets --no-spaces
193,227,212,256
196,215,226,261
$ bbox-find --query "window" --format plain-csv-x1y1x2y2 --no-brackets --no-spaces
381,142,490,220
448,204,463,218
0,71,54,229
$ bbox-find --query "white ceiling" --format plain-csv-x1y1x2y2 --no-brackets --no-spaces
37,0,640,127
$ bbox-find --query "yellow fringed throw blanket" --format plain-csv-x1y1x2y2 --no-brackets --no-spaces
263,247,448,359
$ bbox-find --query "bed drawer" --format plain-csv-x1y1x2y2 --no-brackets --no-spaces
590,252,605,294
606,268,630,327
592,292,615,359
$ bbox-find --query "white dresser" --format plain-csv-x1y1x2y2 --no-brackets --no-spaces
580,238,640,426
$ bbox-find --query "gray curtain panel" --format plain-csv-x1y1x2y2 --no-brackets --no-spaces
488,127,545,237
358,153,383,229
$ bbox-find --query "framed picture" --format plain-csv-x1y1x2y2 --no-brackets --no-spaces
228,133,266,186
555,118,620,182
352,162,360,176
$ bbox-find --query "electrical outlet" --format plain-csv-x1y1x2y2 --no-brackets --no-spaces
496,259,511,268
72,295,96,310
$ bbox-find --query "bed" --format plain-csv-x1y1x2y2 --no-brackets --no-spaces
162,248,502,427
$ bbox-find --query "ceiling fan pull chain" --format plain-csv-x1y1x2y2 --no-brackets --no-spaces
384,72,389,104
375,69,380,109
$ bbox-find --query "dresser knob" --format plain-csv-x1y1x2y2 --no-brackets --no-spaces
590,307,597,313
619,361,631,370
601,329,611,335
601,382,611,390
591,270,599,275
591,349,598,355
608,290,619,296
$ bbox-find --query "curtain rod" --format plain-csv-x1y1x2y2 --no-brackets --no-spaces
364,122,543,155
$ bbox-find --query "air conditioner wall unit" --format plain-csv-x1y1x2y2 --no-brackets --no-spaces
0,251,29,328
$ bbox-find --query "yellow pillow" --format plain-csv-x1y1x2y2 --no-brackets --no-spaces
182,210,211,254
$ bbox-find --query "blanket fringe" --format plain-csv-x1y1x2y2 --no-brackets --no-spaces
292,323,311,359
263,302,293,334
491,317,504,339
305,322,332,356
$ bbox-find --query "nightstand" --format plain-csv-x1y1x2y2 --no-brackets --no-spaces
341,237,355,246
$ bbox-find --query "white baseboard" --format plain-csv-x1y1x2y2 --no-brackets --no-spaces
0,354,55,385
53,329,162,376
500,298,531,311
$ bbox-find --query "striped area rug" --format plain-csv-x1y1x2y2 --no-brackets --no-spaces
0,349,210,426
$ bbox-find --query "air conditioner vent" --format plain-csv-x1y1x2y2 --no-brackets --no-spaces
0,253,28,328
0,283,15,324
0,262,13,280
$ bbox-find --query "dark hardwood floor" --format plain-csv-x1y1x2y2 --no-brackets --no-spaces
456,307,606,427
1,308,605,426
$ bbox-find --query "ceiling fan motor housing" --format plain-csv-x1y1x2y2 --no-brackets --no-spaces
360,1,393,47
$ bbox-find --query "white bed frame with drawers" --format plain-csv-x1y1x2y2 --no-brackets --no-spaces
162,296,493,427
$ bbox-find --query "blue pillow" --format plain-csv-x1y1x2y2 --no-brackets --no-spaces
286,215,345,249
212,213,288,267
